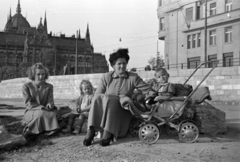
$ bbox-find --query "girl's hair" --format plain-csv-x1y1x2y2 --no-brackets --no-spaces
79,79,94,95
154,67,169,77
109,48,130,67
27,63,50,81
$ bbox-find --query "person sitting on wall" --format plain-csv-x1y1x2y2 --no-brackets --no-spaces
22,63,59,141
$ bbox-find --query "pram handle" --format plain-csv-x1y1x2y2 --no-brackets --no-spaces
169,60,219,119
183,60,219,85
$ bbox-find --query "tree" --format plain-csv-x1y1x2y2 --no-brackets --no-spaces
130,68,137,72
148,57,157,69
148,55,164,70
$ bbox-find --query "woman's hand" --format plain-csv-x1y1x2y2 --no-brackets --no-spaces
47,103,54,109
77,108,82,113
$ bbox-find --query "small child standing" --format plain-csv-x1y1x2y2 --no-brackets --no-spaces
62,79,94,134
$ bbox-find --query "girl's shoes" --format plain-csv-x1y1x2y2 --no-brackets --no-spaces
72,126,81,135
83,128,95,146
99,134,114,147
62,126,71,133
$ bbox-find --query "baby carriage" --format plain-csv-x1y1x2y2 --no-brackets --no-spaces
126,60,219,145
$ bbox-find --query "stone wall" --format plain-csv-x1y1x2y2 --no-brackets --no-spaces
0,67,240,102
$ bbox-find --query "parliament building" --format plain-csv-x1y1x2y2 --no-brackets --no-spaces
0,0,109,80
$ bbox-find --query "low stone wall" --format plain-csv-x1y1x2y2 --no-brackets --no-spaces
0,67,240,102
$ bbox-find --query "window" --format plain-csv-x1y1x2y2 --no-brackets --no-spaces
209,30,216,45
197,33,201,47
188,57,200,69
196,2,201,20
186,7,193,22
159,0,163,7
208,54,217,68
226,0,232,12
210,3,216,16
192,34,196,48
225,26,232,43
223,52,233,67
187,35,191,49
160,17,164,31
187,33,201,49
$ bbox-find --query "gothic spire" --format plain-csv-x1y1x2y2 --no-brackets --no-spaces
85,23,91,45
7,7,12,21
44,11,48,33
86,23,90,37
16,0,21,14
78,28,81,38
10,7,12,18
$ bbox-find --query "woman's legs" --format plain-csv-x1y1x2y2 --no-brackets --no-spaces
102,95,133,139
23,109,59,135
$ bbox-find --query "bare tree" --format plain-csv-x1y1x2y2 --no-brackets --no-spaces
148,55,164,70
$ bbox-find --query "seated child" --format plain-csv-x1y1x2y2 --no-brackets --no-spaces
62,79,94,134
147,68,175,103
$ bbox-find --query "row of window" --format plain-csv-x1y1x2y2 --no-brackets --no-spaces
187,33,201,49
187,52,233,69
159,0,233,31
187,0,233,22
187,26,232,49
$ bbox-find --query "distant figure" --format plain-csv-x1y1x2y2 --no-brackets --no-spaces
63,63,70,75
70,65,75,74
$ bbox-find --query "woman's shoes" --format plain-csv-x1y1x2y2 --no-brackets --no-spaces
83,138,93,146
83,128,95,146
99,134,114,147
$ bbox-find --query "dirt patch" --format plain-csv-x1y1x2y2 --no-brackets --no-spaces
1,106,240,162
0,126,240,162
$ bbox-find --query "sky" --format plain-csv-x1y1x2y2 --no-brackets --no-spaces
0,0,164,70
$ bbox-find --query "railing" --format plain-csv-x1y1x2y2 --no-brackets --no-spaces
138,57,240,71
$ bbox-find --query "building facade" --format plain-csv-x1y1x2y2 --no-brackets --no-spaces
0,0,108,80
157,0,240,69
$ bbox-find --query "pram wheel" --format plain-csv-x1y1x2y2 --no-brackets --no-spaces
178,122,199,143
139,123,160,144
129,119,142,137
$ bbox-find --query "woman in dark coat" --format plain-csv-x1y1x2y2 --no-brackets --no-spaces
83,48,150,147
22,63,59,140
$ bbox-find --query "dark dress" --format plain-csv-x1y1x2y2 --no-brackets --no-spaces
88,71,150,139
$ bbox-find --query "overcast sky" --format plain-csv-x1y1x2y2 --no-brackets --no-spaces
0,0,164,70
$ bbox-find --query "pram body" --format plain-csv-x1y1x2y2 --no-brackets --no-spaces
128,61,219,144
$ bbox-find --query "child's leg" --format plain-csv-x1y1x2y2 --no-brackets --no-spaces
72,113,87,134
62,113,78,133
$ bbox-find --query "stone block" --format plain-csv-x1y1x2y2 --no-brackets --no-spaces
222,85,233,90
194,104,227,135
0,126,26,151
0,125,11,142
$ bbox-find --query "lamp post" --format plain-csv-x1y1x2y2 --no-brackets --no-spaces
75,30,78,74
53,40,56,75
204,0,208,67
53,32,61,75
199,0,208,67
